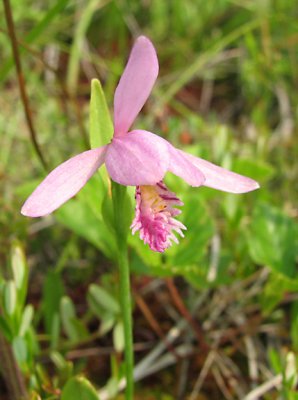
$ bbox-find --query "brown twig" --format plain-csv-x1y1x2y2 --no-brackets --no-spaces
3,0,47,170
166,278,209,353
134,290,180,360
65,341,153,361
1,25,91,150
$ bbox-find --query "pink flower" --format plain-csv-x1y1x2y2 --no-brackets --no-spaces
21,36,259,252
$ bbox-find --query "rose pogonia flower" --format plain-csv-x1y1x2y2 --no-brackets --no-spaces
21,36,259,252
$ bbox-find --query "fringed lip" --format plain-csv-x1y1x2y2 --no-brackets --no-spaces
130,181,186,252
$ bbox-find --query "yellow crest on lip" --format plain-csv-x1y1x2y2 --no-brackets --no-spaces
139,185,167,213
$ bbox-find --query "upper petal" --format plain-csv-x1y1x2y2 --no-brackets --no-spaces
168,145,205,186
113,36,159,136
21,147,107,217
180,150,260,193
105,130,169,186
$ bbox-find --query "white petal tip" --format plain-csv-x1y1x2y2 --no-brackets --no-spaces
233,179,260,194
21,205,30,217
21,201,52,218
21,206,42,218
244,179,260,192
137,35,151,43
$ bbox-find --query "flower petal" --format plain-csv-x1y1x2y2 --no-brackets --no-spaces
105,130,169,186
168,145,205,186
21,147,107,217
180,150,260,193
113,36,159,136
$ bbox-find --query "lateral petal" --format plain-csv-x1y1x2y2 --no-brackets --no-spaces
168,145,205,186
113,36,159,136
180,150,260,193
21,147,107,217
105,130,169,186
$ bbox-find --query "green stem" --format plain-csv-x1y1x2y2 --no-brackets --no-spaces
112,182,134,400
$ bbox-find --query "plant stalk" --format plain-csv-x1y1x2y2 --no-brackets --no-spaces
112,182,134,400
0,331,28,400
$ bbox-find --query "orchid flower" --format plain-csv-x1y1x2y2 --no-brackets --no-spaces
21,36,259,252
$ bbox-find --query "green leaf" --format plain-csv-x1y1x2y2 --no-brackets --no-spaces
99,314,116,336
19,304,34,337
111,183,133,240
56,196,117,260
129,249,160,275
233,158,274,182
10,242,29,308
113,321,124,353
261,273,298,315
248,203,298,278
222,193,242,223
10,243,26,290
0,316,13,341
168,196,214,267
287,391,298,400
60,296,80,342
60,296,87,342
50,313,60,349
260,275,285,314
50,351,73,381
89,79,113,149
101,191,115,234
42,271,64,335
268,347,283,373
3,280,17,316
78,173,107,219
61,376,99,400
12,336,27,365
88,284,120,315
89,78,113,201
104,376,120,399
67,0,100,94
